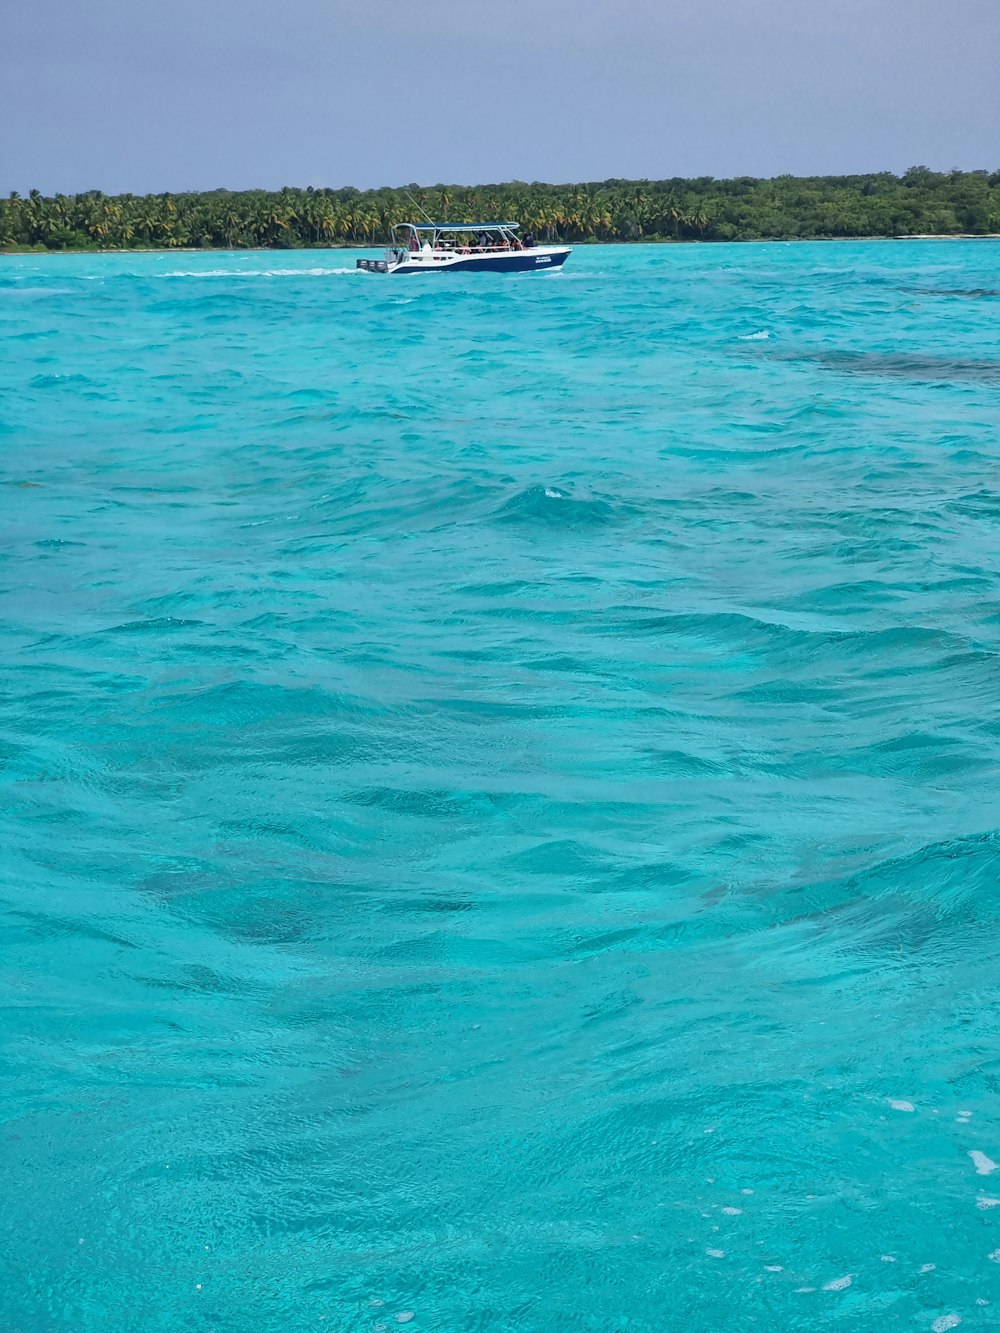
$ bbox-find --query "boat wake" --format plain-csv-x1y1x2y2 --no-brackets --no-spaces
159,267,363,278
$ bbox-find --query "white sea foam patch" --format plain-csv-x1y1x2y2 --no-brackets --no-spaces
8,286,76,297
888,1099,916,1112
931,1316,961,1332
976,1197,1000,1209
823,1275,853,1291
159,267,361,278
739,330,770,341
969,1150,999,1175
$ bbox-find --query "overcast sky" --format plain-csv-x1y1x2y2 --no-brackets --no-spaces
2,0,998,194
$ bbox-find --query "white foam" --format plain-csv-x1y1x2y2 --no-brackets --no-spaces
976,1197,1000,1209
706,1248,725,1258
544,488,564,498
765,1265,783,1272
721,1207,743,1215
739,330,770,341
795,1287,816,1294
395,1315,415,1325
160,267,360,278
741,1188,755,1195
823,1275,852,1291
880,1255,897,1263
920,1263,936,1273
959,1110,972,1116
931,1317,961,1332
969,1150,999,1175
989,1248,1000,1263
888,1099,916,1112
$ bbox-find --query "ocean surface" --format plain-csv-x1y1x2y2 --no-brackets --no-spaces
3,241,1000,1332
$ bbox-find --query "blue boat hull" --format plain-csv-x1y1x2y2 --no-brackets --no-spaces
393,249,570,275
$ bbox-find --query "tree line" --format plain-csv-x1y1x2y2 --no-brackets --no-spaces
3,168,1000,251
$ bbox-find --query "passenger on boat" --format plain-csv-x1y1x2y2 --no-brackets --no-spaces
408,231,419,252
523,232,535,248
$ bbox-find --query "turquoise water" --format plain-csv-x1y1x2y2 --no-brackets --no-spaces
3,241,1000,1331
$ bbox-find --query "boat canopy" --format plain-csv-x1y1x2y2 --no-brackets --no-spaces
398,222,520,232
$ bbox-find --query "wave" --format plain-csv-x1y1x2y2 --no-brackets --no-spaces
492,485,628,530
777,830,1000,945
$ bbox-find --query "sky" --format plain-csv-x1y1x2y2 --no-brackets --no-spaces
2,0,998,194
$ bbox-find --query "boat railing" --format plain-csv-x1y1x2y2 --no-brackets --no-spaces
430,242,523,255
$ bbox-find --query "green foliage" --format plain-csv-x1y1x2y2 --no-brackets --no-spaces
4,170,1000,251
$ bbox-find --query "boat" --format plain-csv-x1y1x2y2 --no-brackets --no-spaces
356,223,571,275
